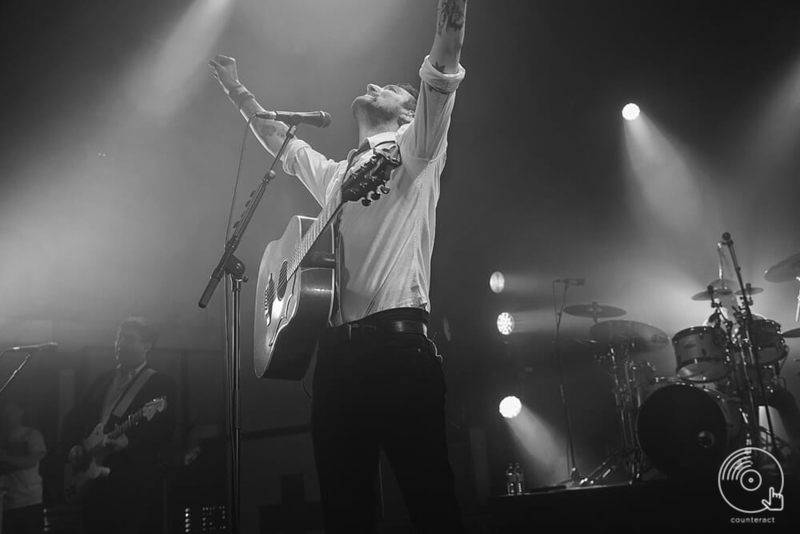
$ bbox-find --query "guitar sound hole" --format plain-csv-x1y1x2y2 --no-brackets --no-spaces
265,278,275,319
277,261,288,300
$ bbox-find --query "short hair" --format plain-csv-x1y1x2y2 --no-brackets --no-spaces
396,82,419,111
118,316,158,350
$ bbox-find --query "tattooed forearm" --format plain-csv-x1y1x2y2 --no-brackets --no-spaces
433,60,446,73
437,0,466,36
260,122,287,138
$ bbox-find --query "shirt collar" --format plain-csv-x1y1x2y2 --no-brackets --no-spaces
347,131,399,165
117,360,147,379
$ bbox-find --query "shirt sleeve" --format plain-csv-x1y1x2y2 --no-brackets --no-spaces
397,55,467,161
281,138,345,207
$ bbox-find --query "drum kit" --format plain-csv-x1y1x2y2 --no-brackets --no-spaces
561,249,800,485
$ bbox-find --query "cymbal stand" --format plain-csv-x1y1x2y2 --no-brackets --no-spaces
579,340,645,486
720,232,776,451
552,281,582,485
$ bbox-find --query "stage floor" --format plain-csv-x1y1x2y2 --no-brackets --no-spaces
484,473,800,531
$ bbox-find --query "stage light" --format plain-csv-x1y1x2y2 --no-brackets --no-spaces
497,312,515,335
490,271,505,293
622,103,640,121
499,396,522,419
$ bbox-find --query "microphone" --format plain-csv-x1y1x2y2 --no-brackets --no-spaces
555,278,585,286
254,110,331,128
721,232,732,245
7,342,58,353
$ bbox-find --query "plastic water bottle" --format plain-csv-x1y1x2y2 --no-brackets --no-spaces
505,463,516,495
514,463,525,495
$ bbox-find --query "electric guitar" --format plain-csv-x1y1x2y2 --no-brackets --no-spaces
64,397,167,503
253,143,401,379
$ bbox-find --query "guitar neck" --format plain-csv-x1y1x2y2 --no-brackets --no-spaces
287,189,343,278
107,410,144,439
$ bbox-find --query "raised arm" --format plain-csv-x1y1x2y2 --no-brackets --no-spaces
208,54,290,158
429,0,468,74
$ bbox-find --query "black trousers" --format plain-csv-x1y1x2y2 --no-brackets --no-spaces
311,330,465,534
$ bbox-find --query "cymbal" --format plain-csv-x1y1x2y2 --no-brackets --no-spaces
564,302,626,319
735,286,763,296
765,252,800,282
691,278,736,301
589,320,670,353
783,327,800,338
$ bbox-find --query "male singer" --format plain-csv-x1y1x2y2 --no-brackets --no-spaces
210,1,468,532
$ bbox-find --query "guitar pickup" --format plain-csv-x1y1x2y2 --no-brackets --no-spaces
301,252,336,269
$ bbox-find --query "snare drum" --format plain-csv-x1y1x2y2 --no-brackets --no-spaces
748,319,789,365
672,326,731,383
637,381,744,478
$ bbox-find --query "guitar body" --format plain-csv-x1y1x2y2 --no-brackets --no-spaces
254,215,335,379
63,398,167,504
64,445,111,504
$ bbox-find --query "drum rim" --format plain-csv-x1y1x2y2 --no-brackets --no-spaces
673,325,717,337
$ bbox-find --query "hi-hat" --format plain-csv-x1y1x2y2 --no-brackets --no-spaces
765,252,800,282
691,278,735,301
589,320,669,353
564,302,627,319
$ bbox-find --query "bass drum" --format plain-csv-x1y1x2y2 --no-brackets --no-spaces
636,380,744,478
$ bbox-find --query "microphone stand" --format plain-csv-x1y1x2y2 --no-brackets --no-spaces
0,349,35,398
552,282,581,485
720,232,776,453
198,121,299,534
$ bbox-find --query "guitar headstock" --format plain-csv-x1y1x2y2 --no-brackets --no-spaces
341,144,400,206
142,397,167,421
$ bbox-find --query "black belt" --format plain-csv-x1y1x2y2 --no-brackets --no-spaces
320,319,427,345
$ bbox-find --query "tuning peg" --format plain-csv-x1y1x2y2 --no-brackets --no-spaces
370,192,381,201
362,199,371,207
380,186,390,194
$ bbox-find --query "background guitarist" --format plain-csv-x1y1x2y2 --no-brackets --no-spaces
210,1,469,531
62,316,177,534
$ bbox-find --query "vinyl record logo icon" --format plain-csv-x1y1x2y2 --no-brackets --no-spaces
718,447,784,513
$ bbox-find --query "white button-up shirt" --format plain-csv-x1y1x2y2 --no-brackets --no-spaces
280,56,466,326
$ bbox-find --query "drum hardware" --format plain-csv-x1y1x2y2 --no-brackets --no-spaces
577,320,668,486
551,281,584,486
719,232,777,453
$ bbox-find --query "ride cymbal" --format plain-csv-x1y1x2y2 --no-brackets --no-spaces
589,320,669,353
765,252,800,282
564,302,627,319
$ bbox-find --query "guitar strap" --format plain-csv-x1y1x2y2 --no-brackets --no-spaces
102,367,157,428
331,139,401,326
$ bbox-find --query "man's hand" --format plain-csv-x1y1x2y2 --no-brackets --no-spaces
208,54,241,91
105,435,129,452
